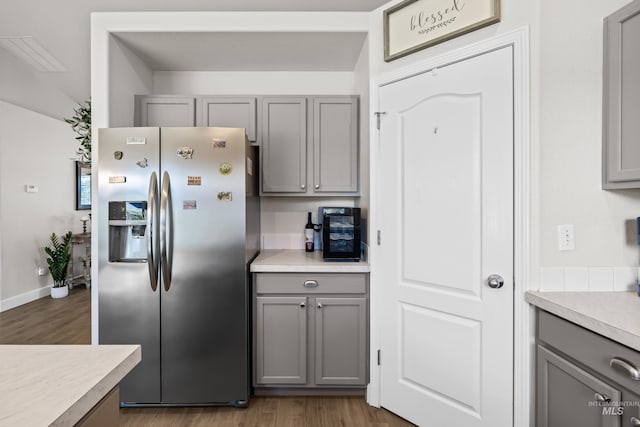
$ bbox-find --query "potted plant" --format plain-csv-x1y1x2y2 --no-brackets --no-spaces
44,231,73,298
65,99,91,165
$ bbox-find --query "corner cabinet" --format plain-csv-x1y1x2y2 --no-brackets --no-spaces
253,273,368,391
536,310,640,427
602,0,640,189
260,96,359,196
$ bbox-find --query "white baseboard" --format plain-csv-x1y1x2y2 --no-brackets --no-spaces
0,286,50,312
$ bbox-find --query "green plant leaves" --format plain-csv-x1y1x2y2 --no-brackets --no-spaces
44,231,73,287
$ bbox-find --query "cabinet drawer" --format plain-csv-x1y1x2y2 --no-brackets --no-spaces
538,310,640,394
255,273,367,294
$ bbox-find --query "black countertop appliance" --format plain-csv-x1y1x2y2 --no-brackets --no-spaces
320,207,361,261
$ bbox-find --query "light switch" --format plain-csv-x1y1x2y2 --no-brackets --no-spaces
25,185,39,193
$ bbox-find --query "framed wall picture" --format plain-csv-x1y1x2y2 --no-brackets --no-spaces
76,161,91,210
384,0,500,62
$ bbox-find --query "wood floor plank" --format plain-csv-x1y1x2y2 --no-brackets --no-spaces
0,288,415,426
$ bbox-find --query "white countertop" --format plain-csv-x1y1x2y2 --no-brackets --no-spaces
250,250,370,273
525,291,640,351
0,344,141,426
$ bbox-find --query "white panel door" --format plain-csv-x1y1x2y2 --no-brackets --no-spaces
377,46,514,427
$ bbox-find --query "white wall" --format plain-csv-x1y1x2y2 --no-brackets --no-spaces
0,101,83,310
109,36,154,127
153,71,357,95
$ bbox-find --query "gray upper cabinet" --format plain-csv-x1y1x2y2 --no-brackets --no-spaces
261,97,308,193
312,97,359,193
196,96,257,143
261,96,359,196
134,96,195,127
603,0,640,189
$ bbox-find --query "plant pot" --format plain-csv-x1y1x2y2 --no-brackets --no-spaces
51,284,69,299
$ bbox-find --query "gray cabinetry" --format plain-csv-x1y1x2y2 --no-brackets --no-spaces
261,96,359,196
255,296,307,385
253,273,368,390
312,97,359,193
134,95,257,143
260,97,308,193
603,1,640,189
134,95,195,127
536,310,640,426
196,96,257,142
314,297,367,385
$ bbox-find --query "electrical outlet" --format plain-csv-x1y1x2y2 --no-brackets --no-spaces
37,266,48,276
558,224,575,251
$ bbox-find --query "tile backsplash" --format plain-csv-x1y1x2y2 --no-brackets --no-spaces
539,266,639,292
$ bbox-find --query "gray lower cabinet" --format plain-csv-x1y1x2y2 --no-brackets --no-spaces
260,96,359,196
603,0,640,189
253,273,368,389
536,310,640,427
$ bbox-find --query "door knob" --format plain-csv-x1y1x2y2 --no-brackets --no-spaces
487,274,505,289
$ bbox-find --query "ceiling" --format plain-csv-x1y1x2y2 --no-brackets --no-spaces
0,0,388,119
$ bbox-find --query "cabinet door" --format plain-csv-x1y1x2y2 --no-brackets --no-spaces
261,97,307,193
255,296,308,385
312,97,358,193
537,345,621,427
135,96,195,127
314,297,367,386
196,96,257,142
603,1,640,188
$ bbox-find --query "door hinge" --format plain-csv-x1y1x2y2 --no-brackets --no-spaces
377,349,381,366
377,230,381,245
374,111,387,130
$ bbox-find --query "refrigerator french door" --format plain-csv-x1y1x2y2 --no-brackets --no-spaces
97,127,259,406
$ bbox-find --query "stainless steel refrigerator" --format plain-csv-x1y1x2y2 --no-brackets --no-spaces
97,127,259,406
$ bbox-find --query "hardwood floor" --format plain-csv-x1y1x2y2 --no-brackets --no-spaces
0,289,414,426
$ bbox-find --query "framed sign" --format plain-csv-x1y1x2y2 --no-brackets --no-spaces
384,0,500,62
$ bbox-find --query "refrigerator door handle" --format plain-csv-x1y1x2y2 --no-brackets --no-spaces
147,172,159,291
160,171,173,291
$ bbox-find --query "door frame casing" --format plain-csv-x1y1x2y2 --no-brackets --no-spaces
368,27,532,427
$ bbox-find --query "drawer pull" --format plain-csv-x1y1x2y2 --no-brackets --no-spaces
610,357,640,380
594,392,611,403
300,302,306,308
631,417,640,426
317,303,323,309
304,280,319,288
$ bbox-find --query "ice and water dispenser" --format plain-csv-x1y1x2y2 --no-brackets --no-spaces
108,201,148,262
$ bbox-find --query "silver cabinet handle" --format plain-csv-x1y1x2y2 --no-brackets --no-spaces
610,357,640,380
630,416,640,426
304,280,319,288
594,392,611,403
487,274,505,289
300,301,306,308
317,303,323,309
160,171,173,291
314,184,320,190
301,184,306,189
147,172,159,292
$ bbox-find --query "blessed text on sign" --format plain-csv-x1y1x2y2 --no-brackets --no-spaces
384,0,500,61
